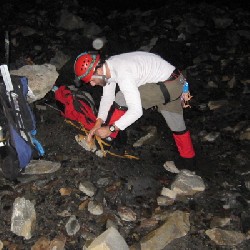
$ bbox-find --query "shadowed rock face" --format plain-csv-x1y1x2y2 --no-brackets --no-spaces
0,0,250,249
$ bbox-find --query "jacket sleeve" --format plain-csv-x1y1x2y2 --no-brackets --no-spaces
97,82,116,122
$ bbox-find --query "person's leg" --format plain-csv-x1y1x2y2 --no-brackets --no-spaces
160,110,195,158
159,74,196,170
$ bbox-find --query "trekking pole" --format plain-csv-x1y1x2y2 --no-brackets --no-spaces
0,31,9,147
5,31,9,67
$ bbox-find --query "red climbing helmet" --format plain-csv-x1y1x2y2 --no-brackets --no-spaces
74,52,101,83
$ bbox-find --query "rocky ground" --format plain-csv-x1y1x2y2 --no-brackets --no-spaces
0,0,250,249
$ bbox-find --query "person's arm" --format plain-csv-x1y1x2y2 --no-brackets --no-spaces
87,83,116,142
95,83,143,138
97,82,116,122
93,75,144,138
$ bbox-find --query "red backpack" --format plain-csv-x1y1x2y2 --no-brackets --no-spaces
55,86,97,131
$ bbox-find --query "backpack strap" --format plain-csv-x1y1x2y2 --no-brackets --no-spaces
11,76,35,131
156,82,170,105
157,69,183,105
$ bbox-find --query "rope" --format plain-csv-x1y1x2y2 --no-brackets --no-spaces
65,119,139,160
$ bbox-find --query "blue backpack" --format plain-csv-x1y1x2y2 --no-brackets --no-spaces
0,65,45,180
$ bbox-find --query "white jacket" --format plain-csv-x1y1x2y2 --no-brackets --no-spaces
97,51,175,130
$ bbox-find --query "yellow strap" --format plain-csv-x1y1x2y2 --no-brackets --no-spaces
65,119,89,134
65,119,139,160
107,150,139,160
95,136,110,157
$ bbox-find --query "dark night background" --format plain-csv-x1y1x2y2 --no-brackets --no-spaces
0,0,250,249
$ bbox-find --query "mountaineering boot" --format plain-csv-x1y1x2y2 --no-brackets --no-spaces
172,156,196,172
172,130,196,171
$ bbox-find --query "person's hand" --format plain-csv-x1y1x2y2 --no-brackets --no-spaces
94,126,112,138
87,127,99,142
87,118,103,142
181,92,193,108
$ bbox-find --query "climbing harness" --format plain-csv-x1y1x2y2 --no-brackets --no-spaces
157,69,193,108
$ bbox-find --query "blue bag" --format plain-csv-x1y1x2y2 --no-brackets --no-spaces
0,70,45,180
